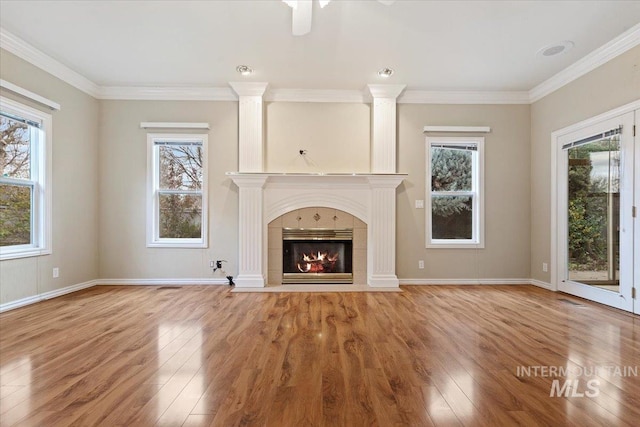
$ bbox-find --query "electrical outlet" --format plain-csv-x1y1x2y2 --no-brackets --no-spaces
418,260,425,269
542,263,548,272
415,200,424,209
53,267,59,278
210,261,215,268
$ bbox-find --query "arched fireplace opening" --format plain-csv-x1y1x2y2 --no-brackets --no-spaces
268,207,366,285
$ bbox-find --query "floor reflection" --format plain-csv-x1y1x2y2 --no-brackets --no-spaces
155,323,204,421
437,372,475,420
0,356,32,424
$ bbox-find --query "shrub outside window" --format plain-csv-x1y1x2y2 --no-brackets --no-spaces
426,137,484,248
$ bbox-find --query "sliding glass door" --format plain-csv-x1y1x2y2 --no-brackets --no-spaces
635,108,640,315
557,112,635,312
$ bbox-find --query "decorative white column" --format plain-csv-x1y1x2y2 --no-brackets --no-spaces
368,84,406,173
230,175,268,287
367,176,404,287
229,82,268,172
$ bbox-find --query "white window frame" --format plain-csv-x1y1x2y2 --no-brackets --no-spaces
0,96,52,260
146,133,208,248
426,136,485,249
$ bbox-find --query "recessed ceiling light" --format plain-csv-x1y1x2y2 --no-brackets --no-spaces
236,65,253,76
537,41,574,58
378,67,394,78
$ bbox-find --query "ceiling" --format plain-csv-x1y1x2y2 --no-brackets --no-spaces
1,0,639,92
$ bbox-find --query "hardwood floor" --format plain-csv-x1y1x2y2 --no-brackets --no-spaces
0,285,639,426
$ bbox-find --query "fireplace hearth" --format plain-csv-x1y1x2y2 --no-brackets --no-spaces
282,228,353,284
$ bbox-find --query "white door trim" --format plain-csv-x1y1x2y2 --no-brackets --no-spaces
551,99,640,312
634,108,639,315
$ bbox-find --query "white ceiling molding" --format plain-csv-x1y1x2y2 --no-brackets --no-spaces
368,84,406,99
529,22,640,103
266,88,367,103
1,23,638,105
0,28,100,98
99,86,237,101
399,90,530,104
229,82,269,97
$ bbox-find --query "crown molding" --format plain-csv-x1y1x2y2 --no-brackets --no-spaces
229,82,269,97
265,88,367,103
399,90,531,104
0,27,101,98
529,22,640,103
368,84,406,99
2,23,638,105
98,86,237,101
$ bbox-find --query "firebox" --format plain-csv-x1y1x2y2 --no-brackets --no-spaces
282,228,353,284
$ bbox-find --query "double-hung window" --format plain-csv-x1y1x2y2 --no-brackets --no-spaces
147,134,208,248
0,97,52,260
426,137,484,248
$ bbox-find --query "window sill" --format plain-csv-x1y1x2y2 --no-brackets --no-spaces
0,247,52,261
426,242,484,249
146,240,207,249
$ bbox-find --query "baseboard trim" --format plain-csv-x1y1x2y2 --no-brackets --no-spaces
0,276,556,313
529,279,555,291
0,295,42,313
400,278,531,285
0,279,98,313
0,278,229,313
97,278,229,286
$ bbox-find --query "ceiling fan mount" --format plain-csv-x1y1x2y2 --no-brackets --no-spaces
282,0,395,36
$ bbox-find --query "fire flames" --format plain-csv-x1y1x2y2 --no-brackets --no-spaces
297,251,339,273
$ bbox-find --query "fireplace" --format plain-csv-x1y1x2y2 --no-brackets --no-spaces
282,228,353,284
229,173,404,287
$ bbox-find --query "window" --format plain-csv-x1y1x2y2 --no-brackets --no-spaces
426,137,484,248
0,97,52,260
147,134,208,248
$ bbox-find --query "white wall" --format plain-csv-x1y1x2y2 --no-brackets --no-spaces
0,47,535,301
2,41,635,306
398,104,532,280
98,99,533,282
265,102,371,173
0,49,99,304
98,100,239,280
530,45,640,284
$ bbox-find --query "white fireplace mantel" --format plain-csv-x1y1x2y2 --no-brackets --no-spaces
228,173,406,288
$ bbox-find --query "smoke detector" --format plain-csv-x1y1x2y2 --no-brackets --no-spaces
537,41,574,57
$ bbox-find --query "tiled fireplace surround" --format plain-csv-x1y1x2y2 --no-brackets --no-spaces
228,83,406,288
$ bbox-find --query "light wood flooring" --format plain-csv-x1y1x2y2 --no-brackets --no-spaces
1,285,639,426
